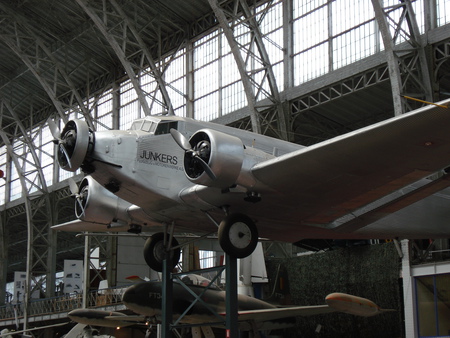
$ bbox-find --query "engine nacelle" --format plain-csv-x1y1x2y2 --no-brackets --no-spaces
185,129,244,188
75,176,131,225
58,119,94,172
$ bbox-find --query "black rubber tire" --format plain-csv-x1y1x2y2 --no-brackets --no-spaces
143,232,181,272
218,213,258,258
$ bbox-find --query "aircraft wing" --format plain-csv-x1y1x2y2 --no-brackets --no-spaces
234,305,335,322
52,219,129,232
68,308,146,328
248,99,450,239
234,292,389,323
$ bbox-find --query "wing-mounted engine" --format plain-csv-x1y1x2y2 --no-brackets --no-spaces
173,129,244,188
55,119,94,172
73,176,130,226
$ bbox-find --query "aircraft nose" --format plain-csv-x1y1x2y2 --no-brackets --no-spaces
122,284,137,303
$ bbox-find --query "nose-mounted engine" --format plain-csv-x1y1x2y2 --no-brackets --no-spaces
171,128,244,188
56,119,94,172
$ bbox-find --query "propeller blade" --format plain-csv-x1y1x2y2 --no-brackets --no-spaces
47,118,61,140
68,178,79,195
194,155,217,180
59,143,73,169
75,197,86,218
170,128,192,151
171,128,217,181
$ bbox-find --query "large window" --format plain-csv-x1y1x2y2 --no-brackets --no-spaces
416,273,450,337
95,90,114,131
163,50,187,117
293,0,330,84
437,0,450,26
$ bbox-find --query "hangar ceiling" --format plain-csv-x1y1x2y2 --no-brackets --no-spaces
1,0,450,141
0,0,215,133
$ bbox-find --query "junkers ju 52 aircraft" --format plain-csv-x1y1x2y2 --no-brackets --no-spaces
52,98,450,271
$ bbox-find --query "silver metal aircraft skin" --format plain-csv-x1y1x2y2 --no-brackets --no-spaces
53,98,450,266
67,274,389,332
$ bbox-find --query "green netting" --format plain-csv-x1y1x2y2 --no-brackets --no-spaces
266,243,403,337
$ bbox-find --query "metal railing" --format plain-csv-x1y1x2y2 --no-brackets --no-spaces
0,285,128,322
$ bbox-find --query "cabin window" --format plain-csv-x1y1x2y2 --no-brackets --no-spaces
155,121,178,135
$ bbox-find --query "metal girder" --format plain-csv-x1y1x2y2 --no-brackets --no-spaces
0,102,56,332
371,0,433,115
208,0,289,139
291,65,390,116
0,4,94,128
229,64,390,130
81,234,117,308
0,211,6,306
75,0,179,116
108,0,175,115
434,37,450,94
0,3,95,127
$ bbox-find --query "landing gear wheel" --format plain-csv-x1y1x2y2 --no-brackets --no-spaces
218,213,258,258
143,232,181,272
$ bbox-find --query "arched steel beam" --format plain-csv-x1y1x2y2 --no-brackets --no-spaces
208,0,289,139
0,38,66,123
75,0,179,116
109,0,176,115
371,0,433,115
208,0,262,134
75,0,151,116
0,3,95,128
0,101,56,331
238,0,289,140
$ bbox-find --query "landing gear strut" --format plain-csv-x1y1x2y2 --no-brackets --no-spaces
218,213,258,258
143,232,181,272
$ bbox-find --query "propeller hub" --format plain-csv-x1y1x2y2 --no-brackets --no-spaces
57,119,93,172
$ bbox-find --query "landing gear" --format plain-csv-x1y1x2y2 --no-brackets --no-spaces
143,232,181,272
218,213,258,258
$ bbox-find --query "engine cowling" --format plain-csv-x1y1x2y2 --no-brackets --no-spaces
184,129,244,188
75,176,130,225
58,119,94,172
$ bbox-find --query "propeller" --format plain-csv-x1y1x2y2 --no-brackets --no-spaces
170,128,216,180
47,118,61,140
68,178,87,218
48,118,73,169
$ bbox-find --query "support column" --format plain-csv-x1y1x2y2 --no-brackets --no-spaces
401,240,417,338
0,211,6,306
225,255,239,338
161,257,173,338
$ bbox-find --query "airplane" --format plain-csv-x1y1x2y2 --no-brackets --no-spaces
51,98,450,271
67,274,392,335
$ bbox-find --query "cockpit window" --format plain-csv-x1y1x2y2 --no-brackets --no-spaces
129,119,177,134
141,120,156,133
130,120,143,131
179,274,221,290
155,121,178,135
